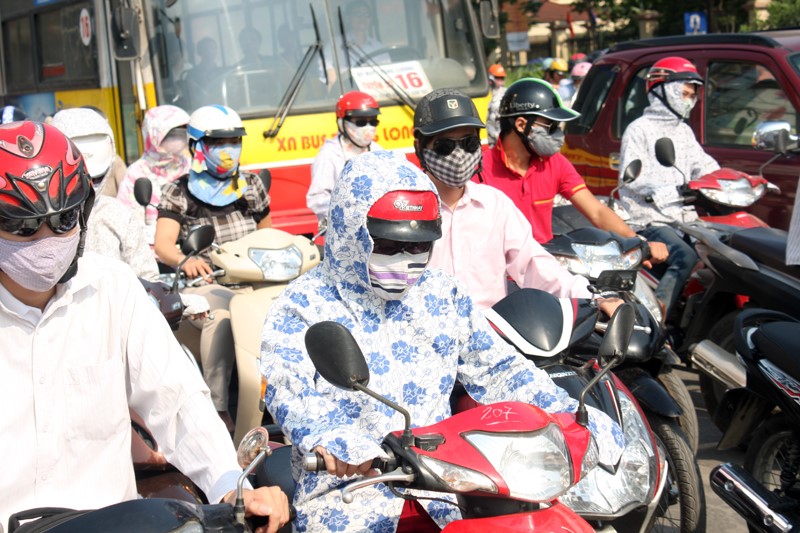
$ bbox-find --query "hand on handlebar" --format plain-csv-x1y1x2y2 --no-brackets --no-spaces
181,256,214,283
312,446,378,478
222,486,290,533
645,241,669,267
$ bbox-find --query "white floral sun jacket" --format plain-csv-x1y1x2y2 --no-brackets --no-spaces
259,150,624,532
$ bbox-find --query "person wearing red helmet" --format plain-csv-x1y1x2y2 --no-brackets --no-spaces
306,90,382,229
618,56,719,318
0,121,289,531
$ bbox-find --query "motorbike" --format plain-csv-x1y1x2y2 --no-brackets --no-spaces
707,308,800,532
7,427,292,533
481,284,703,532
292,309,636,531
133,178,322,445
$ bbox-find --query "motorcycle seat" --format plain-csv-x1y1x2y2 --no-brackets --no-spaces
753,321,800,381
729,227,800,278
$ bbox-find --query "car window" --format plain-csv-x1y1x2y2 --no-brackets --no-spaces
566,63,616,134
705,61,798,147
617,66,650,138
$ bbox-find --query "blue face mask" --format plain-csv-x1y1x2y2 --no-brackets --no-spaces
192,139,242,179
188,139,247,206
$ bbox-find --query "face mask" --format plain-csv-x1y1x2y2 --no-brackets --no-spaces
664,82,697,120
0,231,80,292
160,128,189,155
525,126,565,158
187,171,247,207
368,251,430,300
422,147,481,188
192,140,242,179
343,119,377,148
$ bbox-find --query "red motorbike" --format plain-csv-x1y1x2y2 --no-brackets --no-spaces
294,307,635,531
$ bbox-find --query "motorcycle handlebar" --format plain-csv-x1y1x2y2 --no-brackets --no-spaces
302,452,386,473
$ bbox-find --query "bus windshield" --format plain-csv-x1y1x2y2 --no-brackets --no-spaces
148,0,486,116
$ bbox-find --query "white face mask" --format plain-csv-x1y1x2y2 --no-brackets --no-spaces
0,232,80,292
343,119,377,148
368,251,430,300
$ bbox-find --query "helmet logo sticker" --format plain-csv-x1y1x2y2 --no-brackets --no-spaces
447,99,459,110
22,166,53,181
393,199,424,212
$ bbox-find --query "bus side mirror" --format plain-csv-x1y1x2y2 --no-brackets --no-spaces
479,0,500,39
111,6,140,60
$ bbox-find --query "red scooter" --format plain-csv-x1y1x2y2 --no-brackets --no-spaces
296,307,635,531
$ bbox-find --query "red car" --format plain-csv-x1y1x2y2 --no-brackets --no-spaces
563,30,800,229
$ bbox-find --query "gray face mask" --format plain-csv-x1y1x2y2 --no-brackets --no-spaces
525,126,565,158
0,232,80,292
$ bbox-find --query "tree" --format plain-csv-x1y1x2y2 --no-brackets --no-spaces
477,0,541,67
762,0,800,29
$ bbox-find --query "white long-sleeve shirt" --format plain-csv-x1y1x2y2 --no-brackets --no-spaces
428,181,592,309
0,253,243,526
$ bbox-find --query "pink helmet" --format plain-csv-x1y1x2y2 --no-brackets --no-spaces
571,62,592,80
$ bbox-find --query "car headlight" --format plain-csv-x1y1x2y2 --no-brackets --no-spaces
634,275,663,324
418,455,498,494
699,178,765,207
559,390,658,517
248,245,302,281
555,241,642,279
464,425,573,502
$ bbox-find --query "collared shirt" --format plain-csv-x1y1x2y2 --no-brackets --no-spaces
428,181,592,309
0,253,243,525
478,138,587,243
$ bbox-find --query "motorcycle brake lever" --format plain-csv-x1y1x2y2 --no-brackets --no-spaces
595,321,652,335
341,468,415,504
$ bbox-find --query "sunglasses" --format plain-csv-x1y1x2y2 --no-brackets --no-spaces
0,206,81,237
529,119,560,134
347,118,379,127
431,135,481,156
372,238,433,255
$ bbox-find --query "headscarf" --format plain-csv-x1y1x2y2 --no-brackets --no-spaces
138,105,191,181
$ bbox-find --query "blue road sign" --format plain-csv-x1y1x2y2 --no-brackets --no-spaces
685,12,708,35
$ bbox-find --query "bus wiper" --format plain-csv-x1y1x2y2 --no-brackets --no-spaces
263,5,327,138
336,8,416,111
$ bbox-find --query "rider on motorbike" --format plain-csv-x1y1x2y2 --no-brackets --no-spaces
414,88,609,310
0,122,289,532
306,90,382,229
618,56,719,317
154,104,272,432
259,149,624,531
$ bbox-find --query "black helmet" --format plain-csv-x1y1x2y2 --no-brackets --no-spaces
414,88,485,137
499,78,579,122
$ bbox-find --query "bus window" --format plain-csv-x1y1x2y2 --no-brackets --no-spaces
151,0,487,116
3,17,35,91
35,3,98,85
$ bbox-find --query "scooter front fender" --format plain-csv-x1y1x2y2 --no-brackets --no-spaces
615,367,682,418
442,501,594,532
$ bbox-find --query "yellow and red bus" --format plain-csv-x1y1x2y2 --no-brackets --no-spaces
1,0,497,235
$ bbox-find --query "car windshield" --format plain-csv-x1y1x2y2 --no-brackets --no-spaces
567,63,617,135
149,0,486,116
790,52,800,77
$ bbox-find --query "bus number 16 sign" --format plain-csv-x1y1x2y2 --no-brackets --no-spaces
351,61,433,100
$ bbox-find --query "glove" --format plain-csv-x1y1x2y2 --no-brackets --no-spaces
179,293,210,317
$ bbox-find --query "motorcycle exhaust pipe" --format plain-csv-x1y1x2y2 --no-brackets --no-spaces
710,463,794,532
690,339,746,390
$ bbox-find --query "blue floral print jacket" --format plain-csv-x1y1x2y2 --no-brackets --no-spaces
259,150,624,532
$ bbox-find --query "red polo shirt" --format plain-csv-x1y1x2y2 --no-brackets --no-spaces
476,138,587,243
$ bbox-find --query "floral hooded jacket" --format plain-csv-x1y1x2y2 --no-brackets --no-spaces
259,150,624,532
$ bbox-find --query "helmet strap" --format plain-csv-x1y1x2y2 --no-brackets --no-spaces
58,187,96,285
515,117,536,156
652,85,685,121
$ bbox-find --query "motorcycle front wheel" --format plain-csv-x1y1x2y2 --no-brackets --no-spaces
647,415,706,533
658,367,699,454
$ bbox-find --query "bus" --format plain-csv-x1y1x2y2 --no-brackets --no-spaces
1,0,498,235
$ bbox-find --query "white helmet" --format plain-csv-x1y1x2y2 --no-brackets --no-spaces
187,105,246,142
51,107,116,181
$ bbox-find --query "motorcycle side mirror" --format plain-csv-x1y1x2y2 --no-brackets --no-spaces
233,426,273,525
181,224,216,257
133,178,153,208
575,303,635,426
591,270,637,293
304,321,414,447
305,321,370,391
654,138,676,168
752,120,796,153
622,159,642,184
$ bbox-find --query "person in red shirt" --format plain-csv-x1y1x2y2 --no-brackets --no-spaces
477,78,668,265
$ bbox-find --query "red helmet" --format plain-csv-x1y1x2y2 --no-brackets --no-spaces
488,63,506,79
367,190,441,242
0,121,92,221
335,91,380,119
646,56,703,92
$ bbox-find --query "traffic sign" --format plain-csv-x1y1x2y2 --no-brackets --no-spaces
685,12,707,35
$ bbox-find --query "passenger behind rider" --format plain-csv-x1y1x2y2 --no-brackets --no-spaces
306,90,382,231
116,105,192,243
414,88,616,312
51,108,160,282
0,121,289,531
618,57,718,318
478,78,669,262
154,104,272,433
259,149,624,531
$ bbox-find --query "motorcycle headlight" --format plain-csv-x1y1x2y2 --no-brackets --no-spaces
248,245,303,281
418,455,499,494
556,242,642,279
464,425,573,502
699,178,765,207
634,276,664,324
559,390,658,517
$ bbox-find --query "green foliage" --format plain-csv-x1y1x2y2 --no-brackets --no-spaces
763,0,800,29
507,65,545,83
